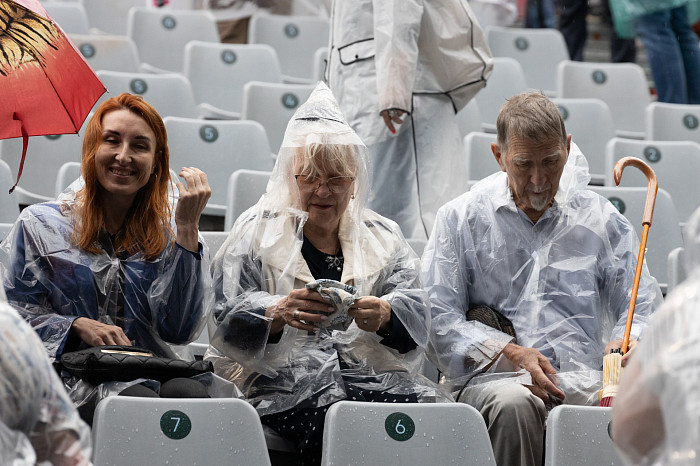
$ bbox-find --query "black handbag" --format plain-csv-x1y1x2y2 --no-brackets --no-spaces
60,345,213,384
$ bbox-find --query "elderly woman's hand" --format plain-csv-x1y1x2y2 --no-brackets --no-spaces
266,288,333,335
380,109,405,134
175,167,212,252
349,296,391,333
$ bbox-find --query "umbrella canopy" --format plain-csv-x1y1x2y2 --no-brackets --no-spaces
0,0,105,190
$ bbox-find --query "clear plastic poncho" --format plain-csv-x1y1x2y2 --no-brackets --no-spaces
422,143,663,404
206,82,449,416
0,180,212,363
0,303,92,465
612,207,700,465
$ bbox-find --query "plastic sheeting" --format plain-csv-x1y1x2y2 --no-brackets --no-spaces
206,82,450,416
0,304,91,465
0,180,212,362
613,207,700,465
326,0,494,239
422,143,663,403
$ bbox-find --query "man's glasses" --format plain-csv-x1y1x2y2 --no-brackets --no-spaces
294,174,354,193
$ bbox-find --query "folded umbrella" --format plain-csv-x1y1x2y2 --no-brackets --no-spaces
600,156,658,407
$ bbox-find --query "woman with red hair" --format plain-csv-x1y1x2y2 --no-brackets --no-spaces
1,93,212,363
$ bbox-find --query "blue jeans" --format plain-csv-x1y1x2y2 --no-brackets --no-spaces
635,6,700,104
526,0,555,28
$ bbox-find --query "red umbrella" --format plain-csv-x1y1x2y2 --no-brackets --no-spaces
0,0,105,192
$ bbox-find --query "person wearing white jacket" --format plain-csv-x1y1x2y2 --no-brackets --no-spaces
326,0,493,240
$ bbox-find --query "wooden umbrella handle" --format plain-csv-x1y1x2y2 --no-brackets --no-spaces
614,157,658,226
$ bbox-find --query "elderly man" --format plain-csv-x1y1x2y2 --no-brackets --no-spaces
422,92,662,466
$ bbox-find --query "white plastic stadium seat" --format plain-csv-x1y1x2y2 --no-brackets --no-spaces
589,186,683,293
127,7,219,73
165,117,274,217
92,397,271,465
645,101,700,144
321,401,496,465
463,132,501,188
241,81,315,154
0,132,83,206
69,34,141,73
551,98,615,185
0,160,20,223
456,99,483,138
96,71,198,118
225,169,272,231
84,0,148,36
605,138,700,224
544,405,621,466
486,26,569,96
43,2,90,34
248,13,330,83
184,41,282,118
557,60,651,139
407,238,427,257
200,230,229,260
667,246,687,295
54,161,81,198
474,57,529,133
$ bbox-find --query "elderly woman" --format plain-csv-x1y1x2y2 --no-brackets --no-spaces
0,303,91,465
207,83,445,464
1,93,212,364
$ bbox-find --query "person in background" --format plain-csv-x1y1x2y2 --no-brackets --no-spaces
326,0,493,240
206,83,448,465
422,92,662,466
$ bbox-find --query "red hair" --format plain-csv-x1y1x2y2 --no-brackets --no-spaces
75,93,172,260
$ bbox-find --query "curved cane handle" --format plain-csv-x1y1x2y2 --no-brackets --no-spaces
614,157,658,226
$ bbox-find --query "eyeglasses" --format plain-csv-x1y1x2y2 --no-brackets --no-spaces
294,174,354,193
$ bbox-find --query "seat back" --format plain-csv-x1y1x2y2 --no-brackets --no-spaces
54,161,82,198
184,41,282,114
464,132,500,187
248,13,330,82
0,160,20,223
486,26,569,95
69,34,141,73
407,238,427,257
321,401,496,465
127,7,219,72
312,46,328,83
474,57,528,132
200,230,230,260
92,397,271,465
605,138,700,224
456,99,483,138
241,81,315,153
588,186,683,292
557,60,651,139
646,101,700,143
84,0,147,35
0,133,83,206
96,70,198,118
164,117,274,216
225,169,272,231
44,2,90,34
551,98,615,184
667,246,687,295
544,405,621,466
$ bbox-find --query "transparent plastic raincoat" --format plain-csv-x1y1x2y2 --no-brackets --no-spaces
326,0,493,239
422,144,663,404
0,303,92,465
613,207,700,465
206,83,448,416
0,182,211,362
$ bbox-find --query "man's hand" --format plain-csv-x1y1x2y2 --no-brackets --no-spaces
605,338,638,367
502,343,565,401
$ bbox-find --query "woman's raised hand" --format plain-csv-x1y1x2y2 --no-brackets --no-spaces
266,288,333,334
175,167,212,252
349,296,391,333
